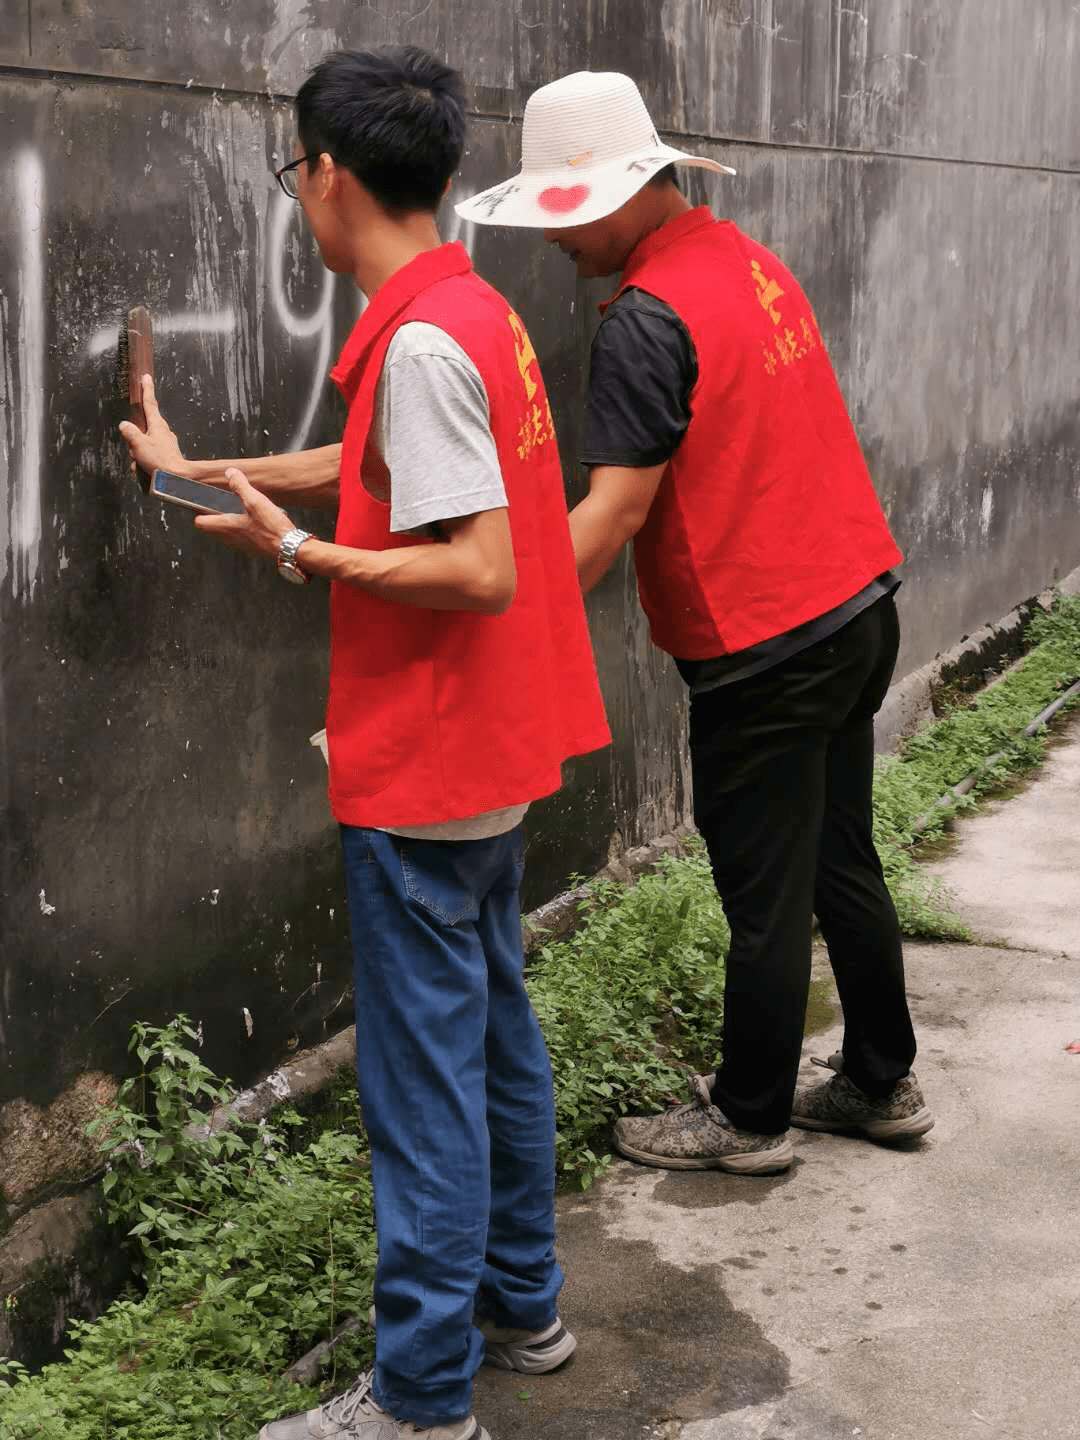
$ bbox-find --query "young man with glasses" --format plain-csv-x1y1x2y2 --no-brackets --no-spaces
121,46,608,1440
457,70,932,1179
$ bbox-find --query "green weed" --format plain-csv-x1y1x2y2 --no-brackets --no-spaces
0,1019,375,1440
527,845,729,1187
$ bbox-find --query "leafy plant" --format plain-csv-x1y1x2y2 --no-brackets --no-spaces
1,1019,376,1440
527,845,729,1187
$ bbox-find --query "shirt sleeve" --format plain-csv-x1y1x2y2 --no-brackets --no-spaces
580,289,698,469
376,325,507,534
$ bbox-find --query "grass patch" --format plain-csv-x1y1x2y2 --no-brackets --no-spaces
4,594,1079,1436
528,844,729,1187
872,591,1080,937
0,1021,374,1440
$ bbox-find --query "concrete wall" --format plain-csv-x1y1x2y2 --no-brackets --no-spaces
1,0,1078,1357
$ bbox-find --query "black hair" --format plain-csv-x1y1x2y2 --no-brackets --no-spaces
647,163,681,191
296,46,466,214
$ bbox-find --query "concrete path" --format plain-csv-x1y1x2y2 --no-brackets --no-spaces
473,719,1080,1440
920,718,1080,957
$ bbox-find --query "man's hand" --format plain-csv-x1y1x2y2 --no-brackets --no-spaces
118,374,190,477
117,375,340,507
193,468,295,559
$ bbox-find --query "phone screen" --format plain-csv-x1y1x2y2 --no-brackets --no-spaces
149,469,246,515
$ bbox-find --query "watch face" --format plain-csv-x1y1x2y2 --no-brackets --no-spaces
277,560,307,585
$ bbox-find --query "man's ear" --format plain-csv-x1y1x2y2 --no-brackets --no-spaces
315,151,339,200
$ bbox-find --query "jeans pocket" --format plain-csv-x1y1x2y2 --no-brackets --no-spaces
399,840,479,926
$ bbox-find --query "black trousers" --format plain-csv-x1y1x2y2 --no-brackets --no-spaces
691,595,916,1135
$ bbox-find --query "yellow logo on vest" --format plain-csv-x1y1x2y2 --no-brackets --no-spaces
751,256,822,377
761,317,820,376
750,259,785,324
508,310,540,401
508,310,556,460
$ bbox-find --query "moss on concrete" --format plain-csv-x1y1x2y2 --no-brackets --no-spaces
0,1073,118,1222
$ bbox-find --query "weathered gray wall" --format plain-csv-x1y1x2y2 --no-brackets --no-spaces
1,0,1078,1349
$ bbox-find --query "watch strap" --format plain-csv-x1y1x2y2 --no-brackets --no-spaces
278,528,313,567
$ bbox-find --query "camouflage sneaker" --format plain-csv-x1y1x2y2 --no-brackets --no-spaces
476,1315,577,1373
257,1371,488,1440
613,1074,793,1174
791,1053,934,1140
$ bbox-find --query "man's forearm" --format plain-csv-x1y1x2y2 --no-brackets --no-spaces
185,445,341,510
293,517,515,615
568,461,666,593
569,492,640,593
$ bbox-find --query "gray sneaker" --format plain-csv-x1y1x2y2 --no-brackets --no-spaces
476,1315,577,1373
791,1053,934,1139
613,1074,793,1174
256,1371,488,1440
366,1305,576,1378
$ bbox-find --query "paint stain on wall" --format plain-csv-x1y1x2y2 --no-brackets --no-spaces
2,149,46,600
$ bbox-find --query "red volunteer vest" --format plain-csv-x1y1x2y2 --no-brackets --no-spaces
614,208,902,658
326,244,610,828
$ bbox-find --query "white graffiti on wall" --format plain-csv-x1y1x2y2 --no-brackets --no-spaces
2,150,46,600
1,153,478,604
268,192,338,454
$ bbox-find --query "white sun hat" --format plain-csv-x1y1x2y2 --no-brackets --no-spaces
455,70,735,230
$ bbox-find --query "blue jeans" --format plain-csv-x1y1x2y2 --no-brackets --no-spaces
340,825,562,1426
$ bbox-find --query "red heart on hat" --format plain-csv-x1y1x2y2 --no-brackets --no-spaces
538,184,590,215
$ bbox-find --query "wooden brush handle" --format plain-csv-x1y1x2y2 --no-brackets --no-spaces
126,306,154,432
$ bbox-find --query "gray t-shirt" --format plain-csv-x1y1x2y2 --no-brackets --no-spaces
365,321,528,841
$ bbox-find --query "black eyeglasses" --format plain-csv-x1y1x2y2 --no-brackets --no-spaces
274,153,322,199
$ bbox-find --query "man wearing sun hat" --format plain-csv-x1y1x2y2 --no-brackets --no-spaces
458,71,933,1176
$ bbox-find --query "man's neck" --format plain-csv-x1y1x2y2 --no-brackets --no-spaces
638,187,694,246
354,213,445,299
618,185,694,280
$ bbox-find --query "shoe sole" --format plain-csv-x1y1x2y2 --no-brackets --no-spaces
614,1135,793,1174
484,1324,577,1374
791,1107,935,1140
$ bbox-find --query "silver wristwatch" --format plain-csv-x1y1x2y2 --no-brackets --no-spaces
277,528,313,585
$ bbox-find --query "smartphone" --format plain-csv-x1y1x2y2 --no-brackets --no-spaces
149,468,246,516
